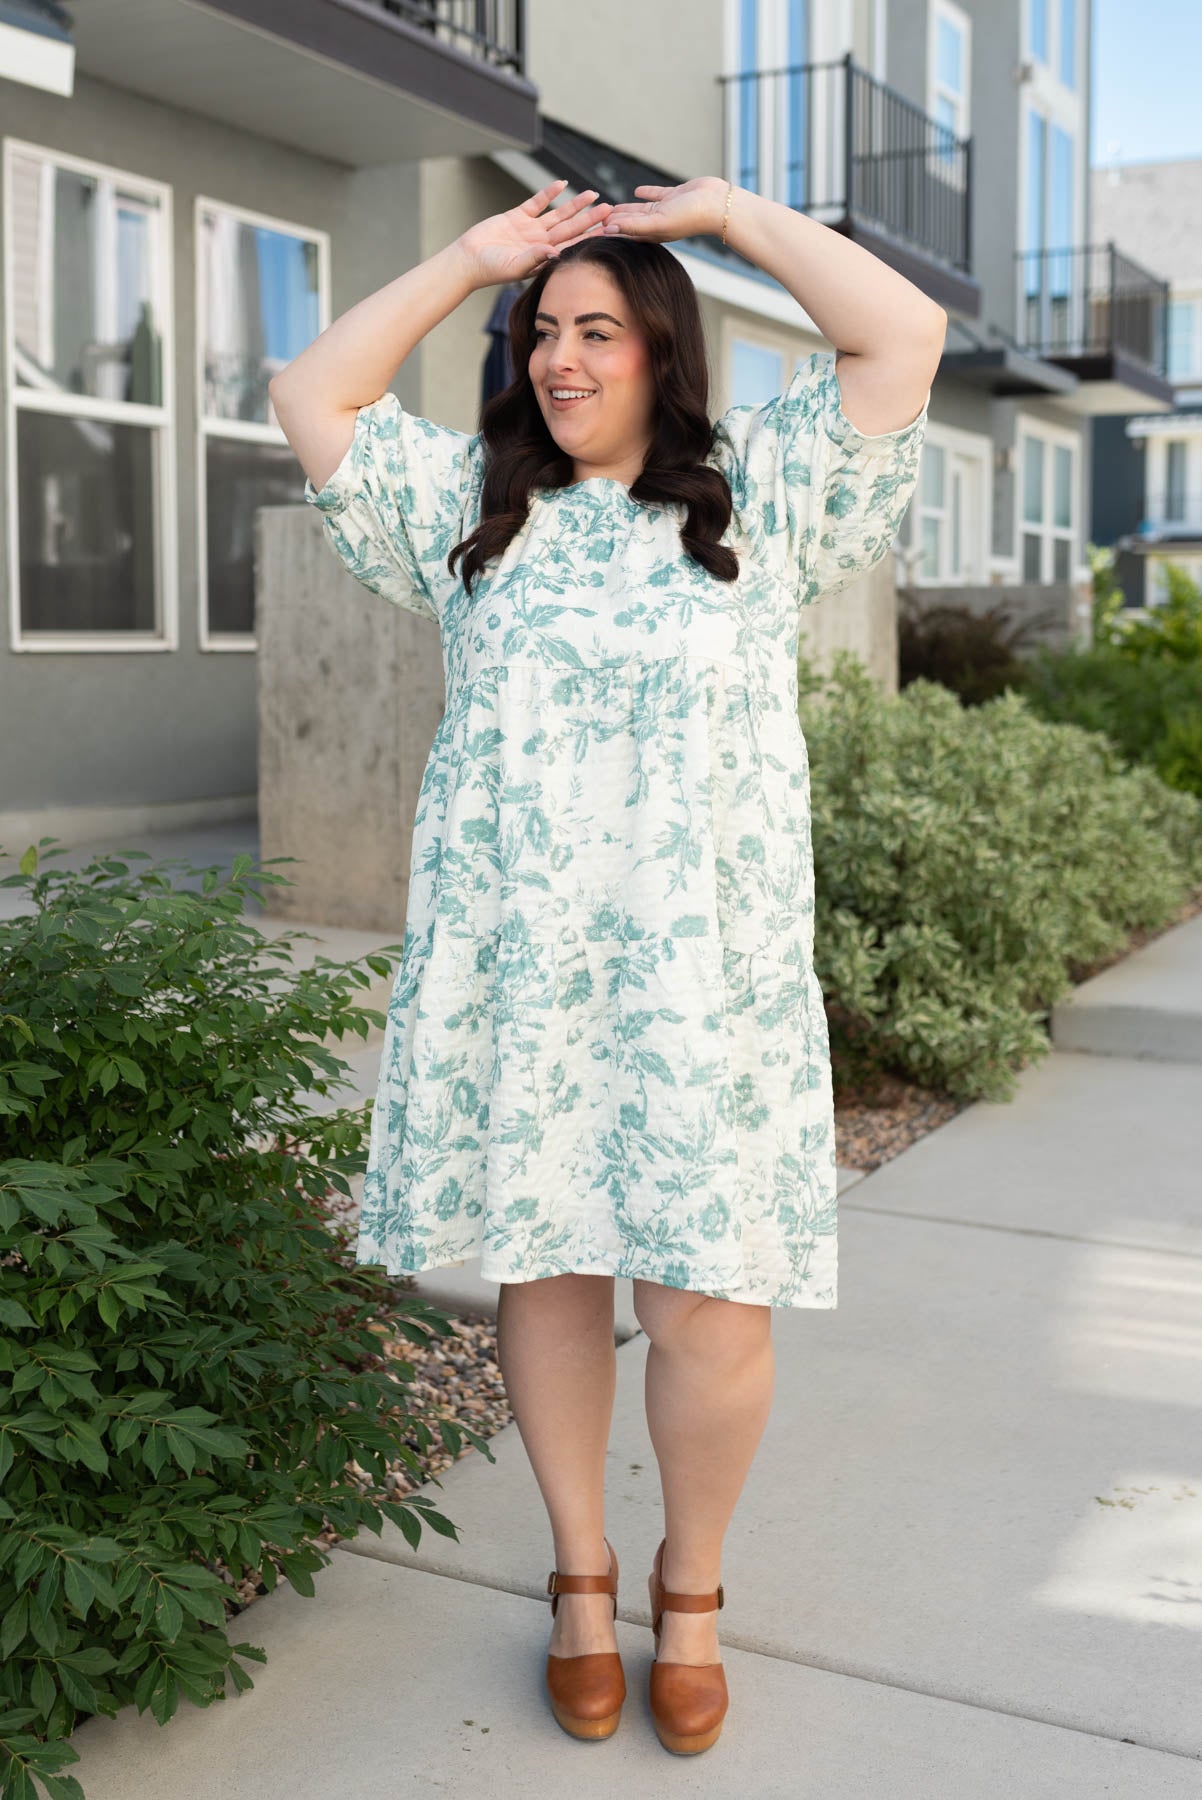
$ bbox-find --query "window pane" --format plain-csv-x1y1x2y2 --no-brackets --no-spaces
9,152,163,405
1048,127,1074,309
921,441,945,505
1052,536,1071,580
205,435,307,634
936,18,962,94
1053,443,1072,527
1166,441,1187,518
1030,0,1047,60
201,208,321,425
1023,436,1045,523
920,515,941,578
1059,0,1076,87
731,339,784,406
17,408,157,632
1022,532,1043,581
1167,300,1195,379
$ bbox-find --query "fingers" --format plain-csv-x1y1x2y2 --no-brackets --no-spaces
523,177,568,213
545,197,612,241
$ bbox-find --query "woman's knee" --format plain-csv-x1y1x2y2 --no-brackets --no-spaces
632,1280,770,1355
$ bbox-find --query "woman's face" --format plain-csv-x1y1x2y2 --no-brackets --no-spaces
529,263,656,484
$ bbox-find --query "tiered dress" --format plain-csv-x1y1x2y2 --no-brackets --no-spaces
304,348,928,1308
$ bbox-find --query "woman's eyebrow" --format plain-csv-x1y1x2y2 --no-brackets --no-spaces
535,311,626,327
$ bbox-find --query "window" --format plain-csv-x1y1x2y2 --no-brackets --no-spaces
726,1,810,209
1165,441,1188,522
929,3,970,173
730,336,788,406
1149,555,1202,607
4,139,173,646
196,199,329,644
1168,297,1201,381
1028,0,1075,86
1020,423,1076,582
911,428,988,584
1020,110,1077,351
1058,0,1076,90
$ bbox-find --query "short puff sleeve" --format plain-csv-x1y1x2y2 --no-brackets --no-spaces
303,390,483,626
709,349,929,606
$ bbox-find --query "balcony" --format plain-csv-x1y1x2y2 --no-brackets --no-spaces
1014,242,1175,415
1137,490,1202,543
716,51,980,318
0,0,74,94
69,0,536,167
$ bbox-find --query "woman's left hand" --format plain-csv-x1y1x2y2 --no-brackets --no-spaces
601,177,727,244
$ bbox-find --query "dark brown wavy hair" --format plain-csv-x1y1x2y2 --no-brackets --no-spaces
448,237,741,597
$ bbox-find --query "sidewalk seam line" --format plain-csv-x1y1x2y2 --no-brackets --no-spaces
331,1546,1202,1763
840,1199,1202,1259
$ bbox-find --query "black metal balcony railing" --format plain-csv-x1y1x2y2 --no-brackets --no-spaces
716,51,972,273
366,0,523,73
1016,243,1169,376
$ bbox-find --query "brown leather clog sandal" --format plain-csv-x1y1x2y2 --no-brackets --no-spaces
647,1536,728,1754
544,1536,626,1740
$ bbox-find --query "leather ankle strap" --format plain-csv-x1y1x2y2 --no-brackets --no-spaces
546,1539,618,1618
657,1584,724,1612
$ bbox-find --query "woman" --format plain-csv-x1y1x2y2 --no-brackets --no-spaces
270,175,944,1756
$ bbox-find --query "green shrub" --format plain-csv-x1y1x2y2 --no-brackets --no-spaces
1099,557,1202,664
802,655,1202,1102
1014,645,1202,799
0,842,495,1800
1007,557,1202,799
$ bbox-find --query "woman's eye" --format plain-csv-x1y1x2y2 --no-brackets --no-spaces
534,329,607,342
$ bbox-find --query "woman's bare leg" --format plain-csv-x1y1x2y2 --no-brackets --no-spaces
495,1272,618,1656
633,1282,775,1665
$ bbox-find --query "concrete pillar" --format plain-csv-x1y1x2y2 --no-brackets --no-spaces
801,551,901,696
255,504,444,932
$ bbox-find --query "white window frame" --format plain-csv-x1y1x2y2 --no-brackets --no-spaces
1016,413,1079,584
1026,0,1078,89
724,1,829,221
1144,420,1202,533
1167,290,1202,383
194,195,330,651
3,136,176,653
908,419,991,586
927,0,971,186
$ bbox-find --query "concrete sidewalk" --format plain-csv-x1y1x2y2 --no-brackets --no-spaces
34,828,1202,1793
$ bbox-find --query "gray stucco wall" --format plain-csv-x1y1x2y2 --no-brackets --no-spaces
0,71,423,821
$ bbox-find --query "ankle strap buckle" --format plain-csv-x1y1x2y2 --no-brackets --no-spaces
717,1583,725,1609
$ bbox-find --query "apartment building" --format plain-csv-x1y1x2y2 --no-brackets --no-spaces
1090,156,1202,608
0,0,1174,846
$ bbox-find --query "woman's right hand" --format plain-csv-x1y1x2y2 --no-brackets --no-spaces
457,179,614,287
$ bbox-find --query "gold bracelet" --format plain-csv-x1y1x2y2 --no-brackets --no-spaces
721,181,735,247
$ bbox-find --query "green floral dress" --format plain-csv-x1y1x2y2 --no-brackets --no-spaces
304,349,928,1308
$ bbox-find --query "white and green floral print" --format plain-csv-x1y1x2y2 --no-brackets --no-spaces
304,348,929,1308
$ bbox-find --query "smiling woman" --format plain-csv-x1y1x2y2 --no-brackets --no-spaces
273,178,933,1758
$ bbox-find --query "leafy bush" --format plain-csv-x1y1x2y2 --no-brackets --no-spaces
1014,645,1202,800
1098,556,1202,664
802,655,1202,1102
896,588,1060,705
0,842,495,1800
